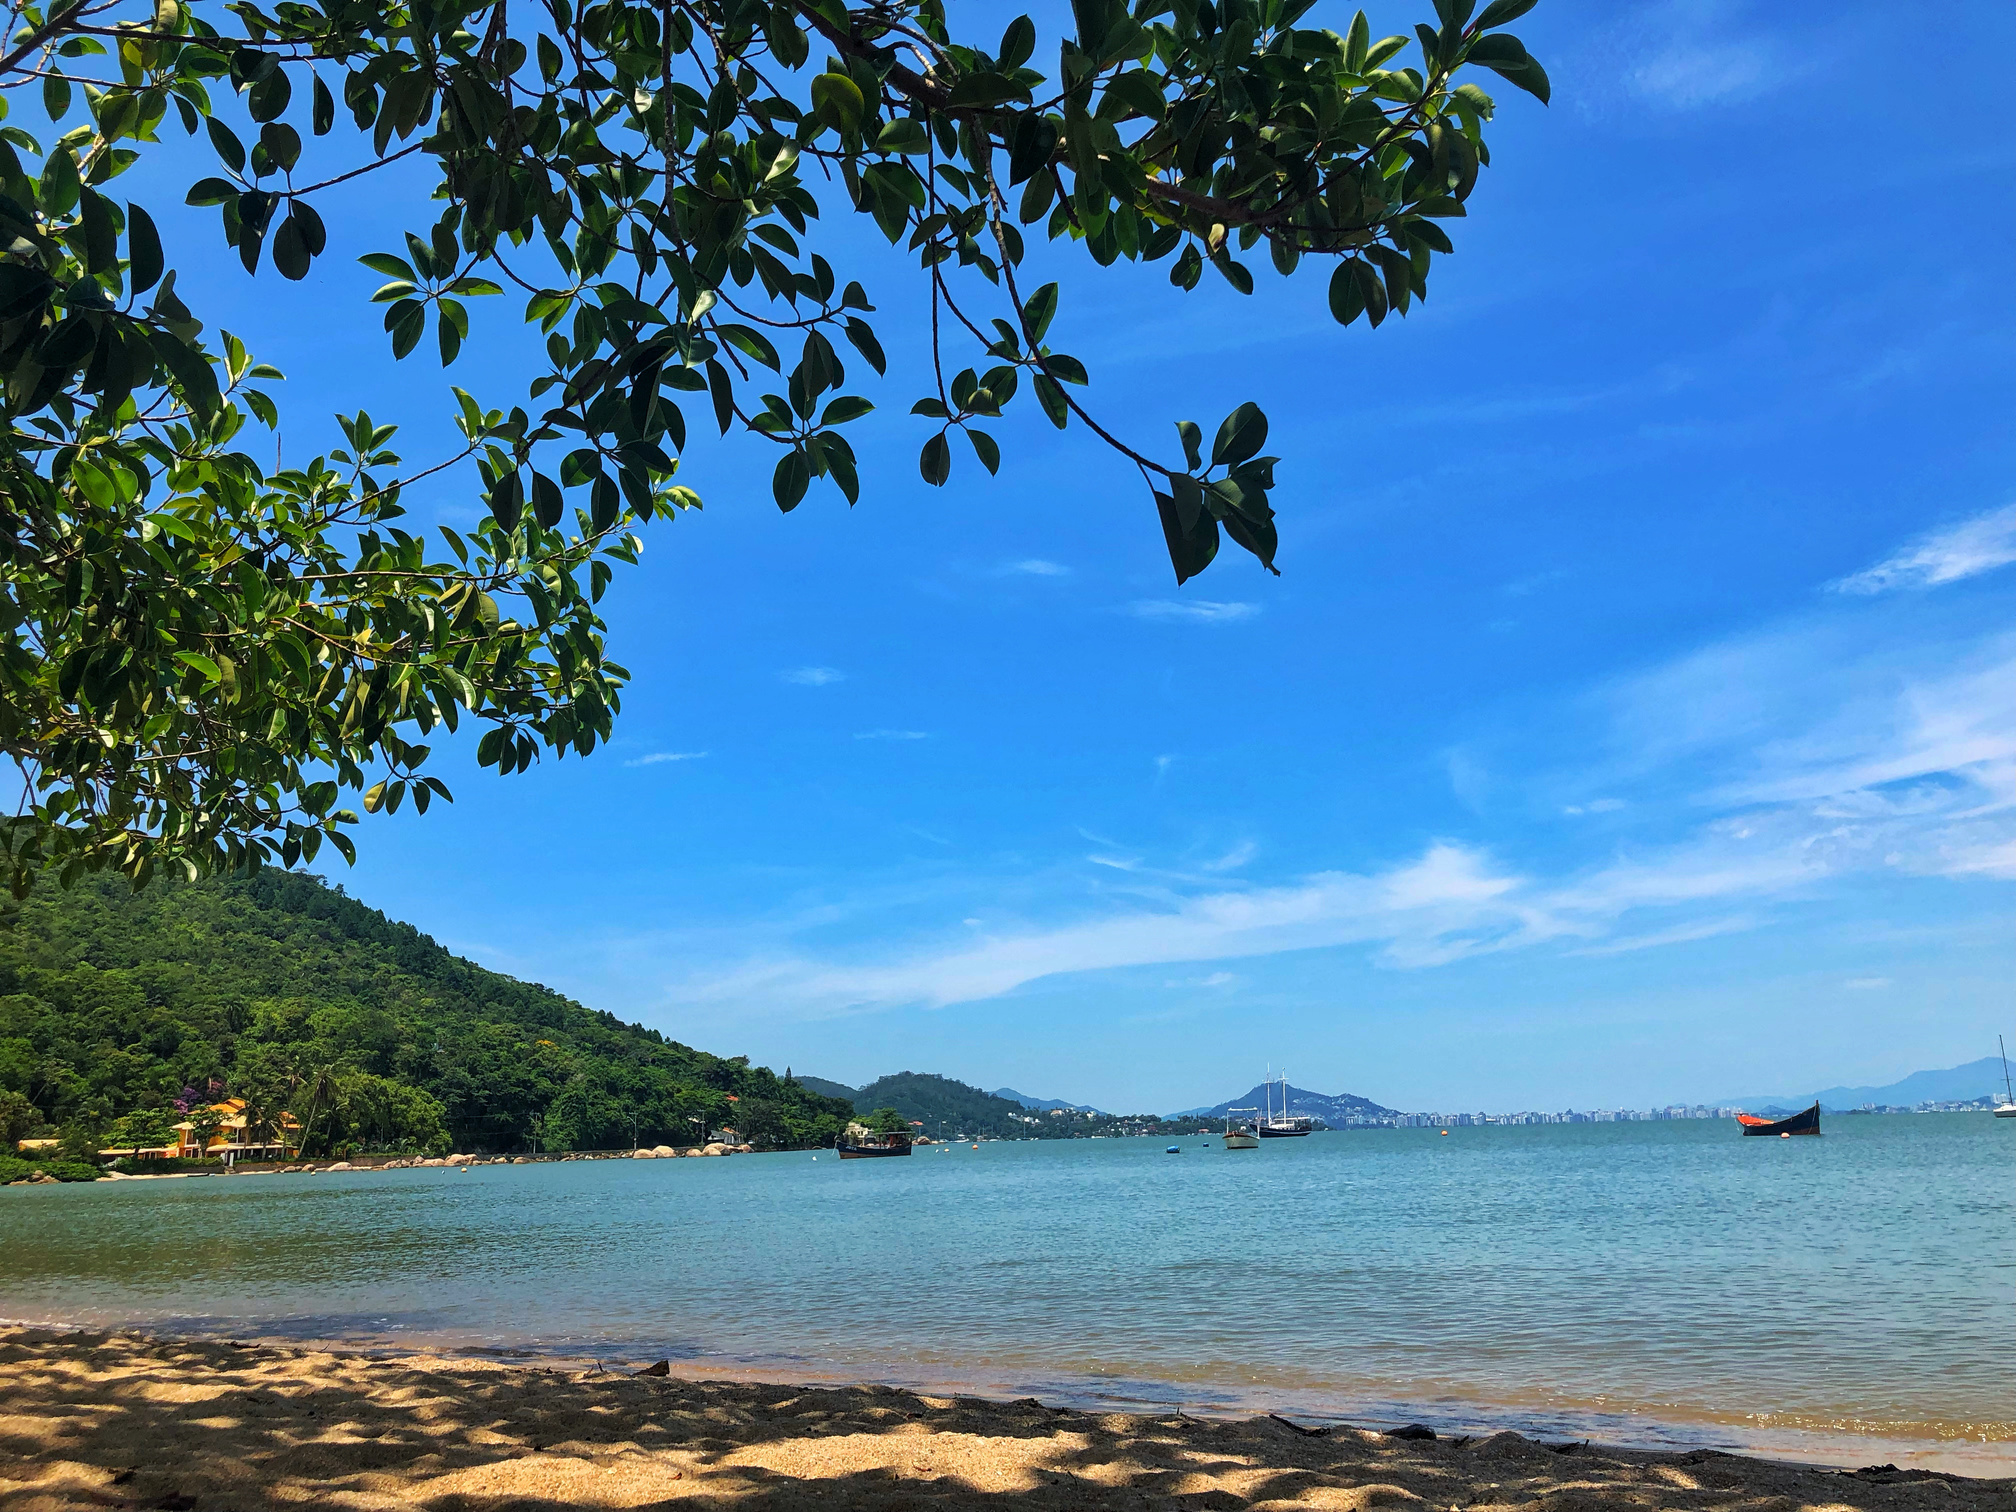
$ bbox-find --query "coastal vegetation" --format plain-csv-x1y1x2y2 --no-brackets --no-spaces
845,1071,1197,1141
0,870,854,1156
0,0,1548,892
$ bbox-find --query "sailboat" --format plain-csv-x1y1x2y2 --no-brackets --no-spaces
1995,1036,2016,1118
1256,1068,1313,1138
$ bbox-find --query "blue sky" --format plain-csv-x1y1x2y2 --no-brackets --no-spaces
137,0,2013,1114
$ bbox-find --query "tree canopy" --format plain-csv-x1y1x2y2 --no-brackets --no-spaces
0,866,857,1152
0,0,1547,893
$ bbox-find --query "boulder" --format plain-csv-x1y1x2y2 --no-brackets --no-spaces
512,1155,534,1164
684,1147,702,1157
420,1158,447,1168
444,1153,475,1165
325,1161,353,1171
652,1145,675,1158
702,1142,729,1157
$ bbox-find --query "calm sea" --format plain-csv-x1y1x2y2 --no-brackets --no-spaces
3,1115,2009,1469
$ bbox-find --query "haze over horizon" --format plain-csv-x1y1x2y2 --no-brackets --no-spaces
145,0,2013,1115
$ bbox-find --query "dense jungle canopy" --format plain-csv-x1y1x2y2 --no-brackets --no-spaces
0,868,856,1153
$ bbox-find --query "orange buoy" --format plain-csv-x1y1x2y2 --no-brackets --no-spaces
1439,1130,1449,1137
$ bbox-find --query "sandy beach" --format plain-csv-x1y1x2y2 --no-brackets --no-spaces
0,1329,2005,1512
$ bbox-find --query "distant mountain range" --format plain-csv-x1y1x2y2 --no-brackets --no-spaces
992,1087,1104,1113
1175,1082,1401,1124
1720,1057,2010,1113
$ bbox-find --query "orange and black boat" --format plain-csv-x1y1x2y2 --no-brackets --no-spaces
1736,1102,1821,1137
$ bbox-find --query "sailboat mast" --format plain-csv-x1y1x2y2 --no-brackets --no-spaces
2002,1035,2013,1102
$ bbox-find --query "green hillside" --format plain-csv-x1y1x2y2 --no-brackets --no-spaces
851,1072,1048,1139
0,873,853,1157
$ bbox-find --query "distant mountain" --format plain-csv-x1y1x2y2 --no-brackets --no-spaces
992,1086,1103,1114
1174,1082,1401,1124
793,1075,858,1102
1720,1057,2010,1113
851,1073,1038,1139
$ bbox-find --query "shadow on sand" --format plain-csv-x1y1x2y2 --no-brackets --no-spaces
0,1330,2004,1512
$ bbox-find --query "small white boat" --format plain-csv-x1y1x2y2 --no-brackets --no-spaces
1996,1037,2016,1117
1222,1109,1259,1150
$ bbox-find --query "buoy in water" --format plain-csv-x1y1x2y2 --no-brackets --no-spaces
1165,1145,1181,1154
1439,1130,1449,1137
1780,1132,1790,1138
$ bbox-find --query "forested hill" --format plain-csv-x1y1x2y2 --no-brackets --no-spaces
0,873,853,1156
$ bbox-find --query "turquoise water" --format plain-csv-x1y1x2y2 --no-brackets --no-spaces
3,1116,2009,1464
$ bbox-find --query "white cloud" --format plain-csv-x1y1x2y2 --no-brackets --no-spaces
1563,798,1627,816
1126,600,1260,624
1629,39,1771,108
623,751,709,768
1200,840,1256,872
856,729,930,741
1004,559,1070,577
1845,977,1893,991
782,666,846,686
1829,503,2016,595
1165,971,1236,989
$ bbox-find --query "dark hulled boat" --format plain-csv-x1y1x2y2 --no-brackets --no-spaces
835,1135,912,1159
1737,1102,1821,1137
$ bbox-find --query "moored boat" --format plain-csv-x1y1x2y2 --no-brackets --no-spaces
835,1133,912,1159
1222,1112,1259,1150
1736,1102,1820,1137
1256,1068,1314,1137
1995,1036,2016,1118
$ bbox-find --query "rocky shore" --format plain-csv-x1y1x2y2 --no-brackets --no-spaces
0,1329,2007,1512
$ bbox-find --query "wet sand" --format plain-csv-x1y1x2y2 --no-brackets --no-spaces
1,1328,2006,1512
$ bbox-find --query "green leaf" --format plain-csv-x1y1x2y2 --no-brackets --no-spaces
271,212,310,280
1023,281,1060,342
1328,261,1365,325
360,252,418,280
875,118,928,154
810,72,865,133
773,448,810,511
967,428,1000,475
919,432,950,486
1008,112,1059,185
820,395,873,425
488,470,523,531
78,189,116,275
1175,420,1202,471
998,14,1037,68
531,471,562,528
126,203,162,293
185,177,239,207
312,73,335,135
1155,486,1219,585
1211,402,1267,467
1474,0,1540,31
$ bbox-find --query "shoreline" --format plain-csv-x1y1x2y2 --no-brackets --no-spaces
1,1321,2007,1486
1,1328,2008,1512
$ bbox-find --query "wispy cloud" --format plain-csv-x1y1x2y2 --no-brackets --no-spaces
856,729,930,741
1200,840,1257,872
667,585,2016,1017
1845,977,1893,991
782,666,846,686
1126,600,1260,624
1165,971,1236,989
1829,503,2016,595
623,751,709,768
1003,559,1070,577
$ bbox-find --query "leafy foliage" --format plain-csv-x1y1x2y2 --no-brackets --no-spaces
0,868,856,1152
0,0,1546,889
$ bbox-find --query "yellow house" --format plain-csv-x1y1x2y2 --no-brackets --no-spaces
100,1100,303,1162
